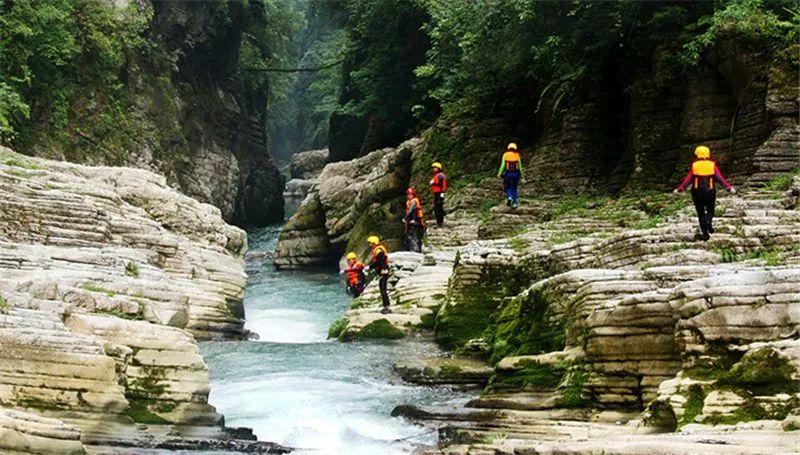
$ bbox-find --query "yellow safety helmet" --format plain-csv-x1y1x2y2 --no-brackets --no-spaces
694,145,711,159
432,162,442,169
367,235,380,245
507,142,518,151
346,252,357,260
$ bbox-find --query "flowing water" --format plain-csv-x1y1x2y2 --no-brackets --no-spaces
202,203,469,454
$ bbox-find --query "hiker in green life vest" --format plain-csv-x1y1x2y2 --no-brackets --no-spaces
498,142,523,208
674,145,736,241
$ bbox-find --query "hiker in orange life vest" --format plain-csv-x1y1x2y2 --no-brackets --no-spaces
367,235,392,314
674,145,736,241
403,187,425,253
430,162,447,227
498,142,523,209
343,252,366,297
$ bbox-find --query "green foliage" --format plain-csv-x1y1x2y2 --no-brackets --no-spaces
125,261,140,278
4,157,40,169
765,168,800,191
0,295,9,313
679,0,798,66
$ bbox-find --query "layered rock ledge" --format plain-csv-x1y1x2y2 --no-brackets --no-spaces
0,147,286,454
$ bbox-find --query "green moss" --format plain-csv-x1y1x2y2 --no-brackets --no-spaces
556,368,587,408
127,399,171,424
679,384,706,428
488,360,561,392
439,363,464,377
356,319,405,340
436,264,533,351
0,295,9,314
328,317,349,339
683,342,743,380
4,168,31,178
125,261,140,277
508,236,530,253
703,397,799,426
484,286,567,365
717,349,799,396
82,284,117,297
765,168,800,191
93,308,142,320
4,158,41,170
128,365,166,397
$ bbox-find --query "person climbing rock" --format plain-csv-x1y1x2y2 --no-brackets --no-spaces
343,252,366,297
367,235,392,314
430,162,447,227
498,142,523,209
674,145,736,241
403,187,425,253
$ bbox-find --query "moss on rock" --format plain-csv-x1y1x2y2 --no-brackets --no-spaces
328,317,349,339
355,319,405,340
717,348,799,396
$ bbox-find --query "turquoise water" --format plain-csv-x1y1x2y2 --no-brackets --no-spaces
202,217,468,454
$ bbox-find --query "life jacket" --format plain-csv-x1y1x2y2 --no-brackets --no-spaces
371,244,390,272
430,171,447,193
346,261,365,286
692,159,717,192
503,151,520,172
406,197,424,222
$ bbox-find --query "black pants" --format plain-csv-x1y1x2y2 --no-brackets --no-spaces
692,190,716,235
347,283,365,298
405,223,424,253
378,274,390,308
433,193,445,226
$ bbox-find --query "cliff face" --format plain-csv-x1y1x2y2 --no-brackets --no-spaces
12,0,284,226
0,147,283,453
419,41,798,198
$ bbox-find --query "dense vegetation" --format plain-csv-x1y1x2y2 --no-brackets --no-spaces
1,0,796,169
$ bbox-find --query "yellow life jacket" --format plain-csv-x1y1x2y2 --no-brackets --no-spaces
503,151,520,171
692,160,716,191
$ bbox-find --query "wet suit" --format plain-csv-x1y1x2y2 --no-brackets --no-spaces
404,197,425,253
498,151,523,207
369,244,391,310
430,170,447,227
676,159,733,240
344,261,366,297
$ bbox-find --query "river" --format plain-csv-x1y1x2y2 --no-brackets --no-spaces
201,206,469,454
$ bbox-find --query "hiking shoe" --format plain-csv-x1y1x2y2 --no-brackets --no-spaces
708,225,715,234
506,198,512,207
701,232,710,241
512,202,518,209
380,307,391,314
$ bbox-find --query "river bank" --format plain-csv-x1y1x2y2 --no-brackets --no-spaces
203,209,473,454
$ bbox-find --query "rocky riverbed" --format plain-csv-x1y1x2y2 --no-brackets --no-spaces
276,136,800,454
0,146,287,454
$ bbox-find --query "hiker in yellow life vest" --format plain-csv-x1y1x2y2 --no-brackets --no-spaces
497,143,523,209
403,187,425,253
674,145,736,241
430,162,447,227
367,235,392,314
343,252,366,297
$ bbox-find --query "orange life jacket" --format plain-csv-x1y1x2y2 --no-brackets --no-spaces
431,171,447,193
503,151,520,172
692,160,716,191
405,197,424,222
345,261,365,286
